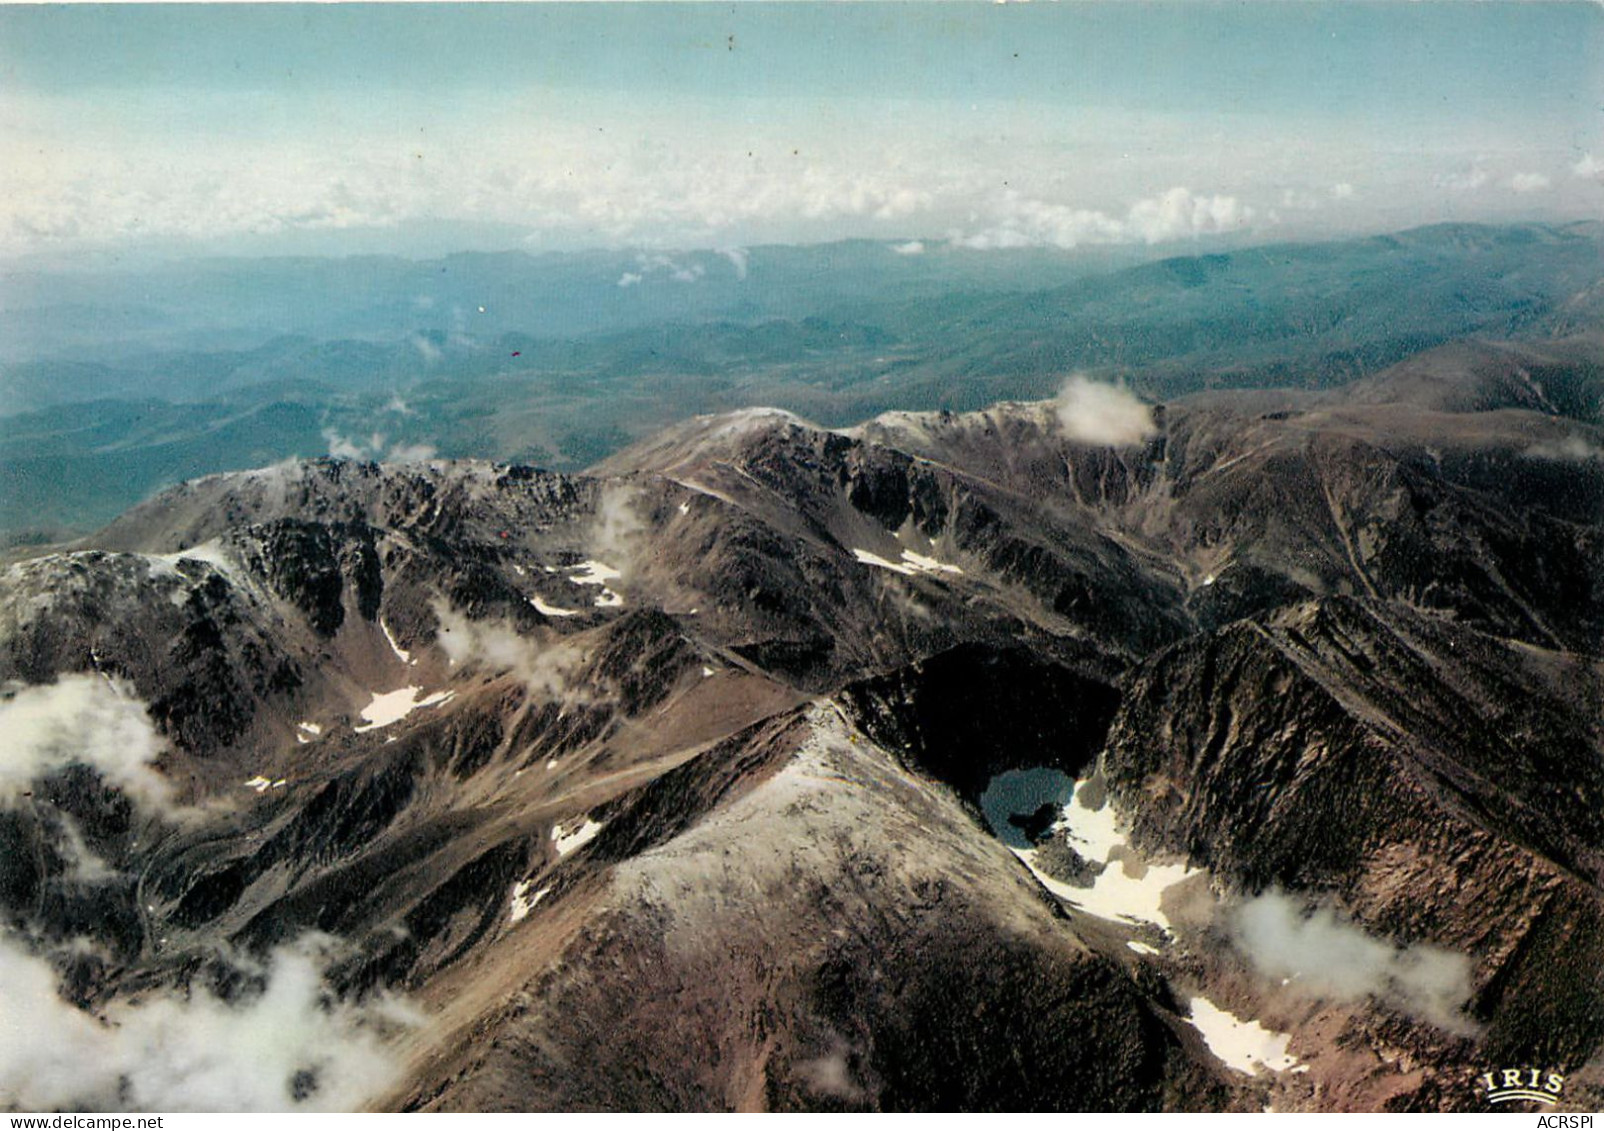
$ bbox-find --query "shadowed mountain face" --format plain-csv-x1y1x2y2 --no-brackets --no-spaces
0,344,1601,1111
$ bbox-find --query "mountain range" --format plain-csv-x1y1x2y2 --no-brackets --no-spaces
1,281,1601,1110
3,221,1601,544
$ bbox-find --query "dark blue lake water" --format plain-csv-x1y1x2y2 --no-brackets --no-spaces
978,767,1074,849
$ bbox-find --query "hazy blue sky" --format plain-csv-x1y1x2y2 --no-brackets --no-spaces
2,2,1599,259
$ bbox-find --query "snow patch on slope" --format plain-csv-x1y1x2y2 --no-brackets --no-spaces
380,621,413,665
568,561,622,587
352,687,455,733
530,596,580,618
552,817,605,857
509,881,552,923
852,548,963,577
1186,996,1304,1076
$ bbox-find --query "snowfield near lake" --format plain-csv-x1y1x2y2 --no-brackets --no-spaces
1014,776,1196,931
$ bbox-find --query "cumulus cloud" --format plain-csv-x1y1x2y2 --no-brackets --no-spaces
1510,172,1552,194
890,240,926,255
1054,375,1156,447
615,254,709,288
953,195,1120,250
955,186,1250,250
0,675,174,811
0,932,412,1111
0,74,1586,259
323,428,437,465
1126,188,1250,243
1330,182,1356,200
1434,167,1489,192
432,602,586,701
1574,154,1604,180
1231,890,1475,1034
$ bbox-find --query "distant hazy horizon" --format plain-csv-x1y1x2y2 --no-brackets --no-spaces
2,2,1600,264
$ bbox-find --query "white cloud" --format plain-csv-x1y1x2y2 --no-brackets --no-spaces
1231,890,1475,1034
1120,187,1250,243
0,675,173,811
588,483,647,581
794,1038,865,1101
0,86,1581,258
432,602,586,700
1510,171,1552,194
1434,167,1489,192
1573,154,1604,180
322,428,372,461
386,442,438,463
618,254,708,287
409,334,442,364
1054,375,1156,447
323,428,436,464
953,194,1121,250
0,932,412,1111
955,187,1250,251
890,240,926,255
1527,434,1603,462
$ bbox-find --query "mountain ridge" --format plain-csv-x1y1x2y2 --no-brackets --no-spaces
1,345,1602,1110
